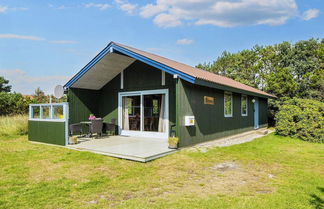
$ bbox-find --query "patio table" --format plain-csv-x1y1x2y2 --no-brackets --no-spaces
80,121,91,125
80,121,92,137
80,121,114,137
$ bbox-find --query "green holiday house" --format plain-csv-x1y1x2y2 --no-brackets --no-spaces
28,42,275,157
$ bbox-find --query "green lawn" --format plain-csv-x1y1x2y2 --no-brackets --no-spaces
0,134,323,209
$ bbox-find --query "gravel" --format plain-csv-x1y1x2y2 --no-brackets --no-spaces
188,129,273,152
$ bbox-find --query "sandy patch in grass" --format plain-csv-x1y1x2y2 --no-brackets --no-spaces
26,159,116,182
154,160,275,197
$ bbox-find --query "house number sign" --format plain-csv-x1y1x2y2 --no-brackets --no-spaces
204,96,214,105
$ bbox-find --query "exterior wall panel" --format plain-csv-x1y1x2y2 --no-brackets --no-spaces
68,88,100,125
259,97,268,127
178,80,266,147
28,121,65,145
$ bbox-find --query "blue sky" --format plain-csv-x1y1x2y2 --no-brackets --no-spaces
0,0,323,94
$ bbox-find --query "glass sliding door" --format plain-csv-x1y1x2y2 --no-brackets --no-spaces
122,95,141,131
119,89,169,139
143,94,165,133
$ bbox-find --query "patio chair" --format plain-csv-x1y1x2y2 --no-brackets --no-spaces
90,119,103,138
69,123,83,136
105,118,116,135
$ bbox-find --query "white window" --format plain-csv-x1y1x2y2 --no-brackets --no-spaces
241,95,248,116
224,92,233,117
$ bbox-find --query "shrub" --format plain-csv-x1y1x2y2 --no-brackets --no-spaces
0,115,28,136
275,98,324,143
168,137,179,146
0,92,32,115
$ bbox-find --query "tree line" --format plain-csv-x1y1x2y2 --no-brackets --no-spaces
0,77,66,115
197,38,324,125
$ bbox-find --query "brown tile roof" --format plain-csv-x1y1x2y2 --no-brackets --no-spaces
113,42,276,98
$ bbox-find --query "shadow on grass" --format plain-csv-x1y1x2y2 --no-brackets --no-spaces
309,187,324,209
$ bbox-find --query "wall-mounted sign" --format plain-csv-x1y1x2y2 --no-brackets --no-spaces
204,96,214,105
184,116,195,126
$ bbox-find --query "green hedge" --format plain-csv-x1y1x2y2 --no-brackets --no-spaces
0,92,30,115
276,98,324,143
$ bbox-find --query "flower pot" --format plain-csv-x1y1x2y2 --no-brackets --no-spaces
69,136,78,144
168,137,179,149
168,143,178,149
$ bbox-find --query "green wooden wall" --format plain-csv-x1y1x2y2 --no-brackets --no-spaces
259,97,268,127
68,61,176,130
177,79,267,147
68,88,100,125
28,121,66,145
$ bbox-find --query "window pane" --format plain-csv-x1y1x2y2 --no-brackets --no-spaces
144,94,163,132
32,106,40,118
53,106,64,119
122,96,140,131
242,95,247,115
224,93,232,116
42,106,50,119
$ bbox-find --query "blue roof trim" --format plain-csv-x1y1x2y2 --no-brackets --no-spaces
64,42,196,88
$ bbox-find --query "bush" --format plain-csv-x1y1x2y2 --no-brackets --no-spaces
0,92,31,115
0,115,28,136
276,98,324,143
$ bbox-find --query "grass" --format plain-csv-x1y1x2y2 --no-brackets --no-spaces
0,115,28,137
0,133,323,209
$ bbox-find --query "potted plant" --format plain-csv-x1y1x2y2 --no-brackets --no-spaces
88,114,96,120
69,135,78,144
168,137,179,149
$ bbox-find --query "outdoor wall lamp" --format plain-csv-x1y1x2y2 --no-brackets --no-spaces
252,99,256,103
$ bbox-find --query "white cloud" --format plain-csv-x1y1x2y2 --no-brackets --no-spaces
0,5,27,13
57,5,66,10
115,0,137,15
154,13,181,28
49,40,78,44
0,5,8,13
0,34,45,41
84,3,111,10
48,4,66,9
140,3,167,18
120,3,137,14
176,38,194,45
139,0,302,28
302,9,319,21
0,69,70,95
0,33,78,44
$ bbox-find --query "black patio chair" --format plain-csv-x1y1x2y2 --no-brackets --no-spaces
90,119,103,138
69,123,83,136
105,118,116,135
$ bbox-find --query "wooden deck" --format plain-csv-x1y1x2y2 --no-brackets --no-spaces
66,136,177,162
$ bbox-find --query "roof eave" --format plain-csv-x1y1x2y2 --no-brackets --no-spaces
195,78,276,99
